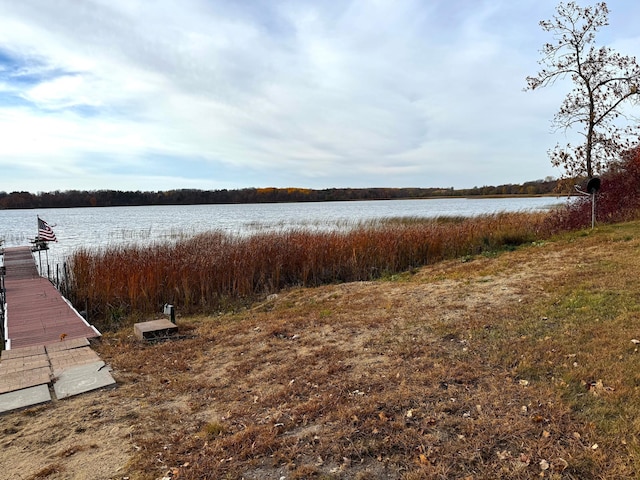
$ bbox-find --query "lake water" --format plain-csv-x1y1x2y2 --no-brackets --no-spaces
0,197,565,267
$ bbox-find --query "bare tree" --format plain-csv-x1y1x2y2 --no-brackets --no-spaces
526,1,640,179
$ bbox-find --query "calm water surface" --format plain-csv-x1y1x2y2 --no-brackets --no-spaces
0,197,565,265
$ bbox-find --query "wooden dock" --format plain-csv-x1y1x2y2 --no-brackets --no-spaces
2,246,101,350
0,246,113,414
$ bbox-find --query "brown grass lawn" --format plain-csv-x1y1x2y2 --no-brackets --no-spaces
5,221,640,479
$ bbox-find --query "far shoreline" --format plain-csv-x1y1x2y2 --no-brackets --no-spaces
0,193,572,211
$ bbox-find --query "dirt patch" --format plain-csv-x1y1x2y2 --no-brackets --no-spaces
1,390,136,480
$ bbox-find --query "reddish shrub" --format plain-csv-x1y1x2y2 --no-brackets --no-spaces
546,146,640,232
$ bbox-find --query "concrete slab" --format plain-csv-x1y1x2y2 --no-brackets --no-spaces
134,318,178,340
49,347,101,376
0,384,51,414
53,361,115,399
0,354,50,374
45,337,90,353
1,345,46,360
0,367,51,394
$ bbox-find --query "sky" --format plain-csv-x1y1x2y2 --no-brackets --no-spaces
1,0,639,193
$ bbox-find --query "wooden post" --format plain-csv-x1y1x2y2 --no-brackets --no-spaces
0,266,4,344
63,262,69,296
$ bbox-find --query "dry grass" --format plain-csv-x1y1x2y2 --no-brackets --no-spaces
27,463,66,480
76,220,640,479
65,212,549,329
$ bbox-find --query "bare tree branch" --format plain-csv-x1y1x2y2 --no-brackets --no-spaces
526,1,640,178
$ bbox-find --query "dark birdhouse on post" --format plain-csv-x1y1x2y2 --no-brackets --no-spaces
575,177,601,229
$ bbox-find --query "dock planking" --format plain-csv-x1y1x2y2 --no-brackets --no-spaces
3,246,101,350
0,247,114,413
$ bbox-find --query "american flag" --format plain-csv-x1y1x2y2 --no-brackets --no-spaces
37,216,57,242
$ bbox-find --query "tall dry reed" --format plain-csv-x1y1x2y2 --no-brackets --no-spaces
65,212,550,329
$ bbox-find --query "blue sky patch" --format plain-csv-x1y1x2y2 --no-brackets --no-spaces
0,47,76,87
0,91,32,108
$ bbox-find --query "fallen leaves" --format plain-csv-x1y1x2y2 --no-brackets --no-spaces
539,457,570,474
584,379,615,396
496,451,570,477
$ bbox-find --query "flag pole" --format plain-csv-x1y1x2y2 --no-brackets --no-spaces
36,216,42,275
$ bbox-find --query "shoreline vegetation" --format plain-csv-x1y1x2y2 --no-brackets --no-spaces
64,149,640,330
66,212,553,330
0,178,560,210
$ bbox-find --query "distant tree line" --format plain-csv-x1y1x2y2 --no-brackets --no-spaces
0,178,560,210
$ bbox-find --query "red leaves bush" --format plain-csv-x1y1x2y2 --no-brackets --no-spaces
547,147,640,232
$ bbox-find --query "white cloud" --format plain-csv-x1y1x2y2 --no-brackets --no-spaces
0,0,637,192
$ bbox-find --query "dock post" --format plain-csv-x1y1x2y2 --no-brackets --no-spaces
0,265,5,344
